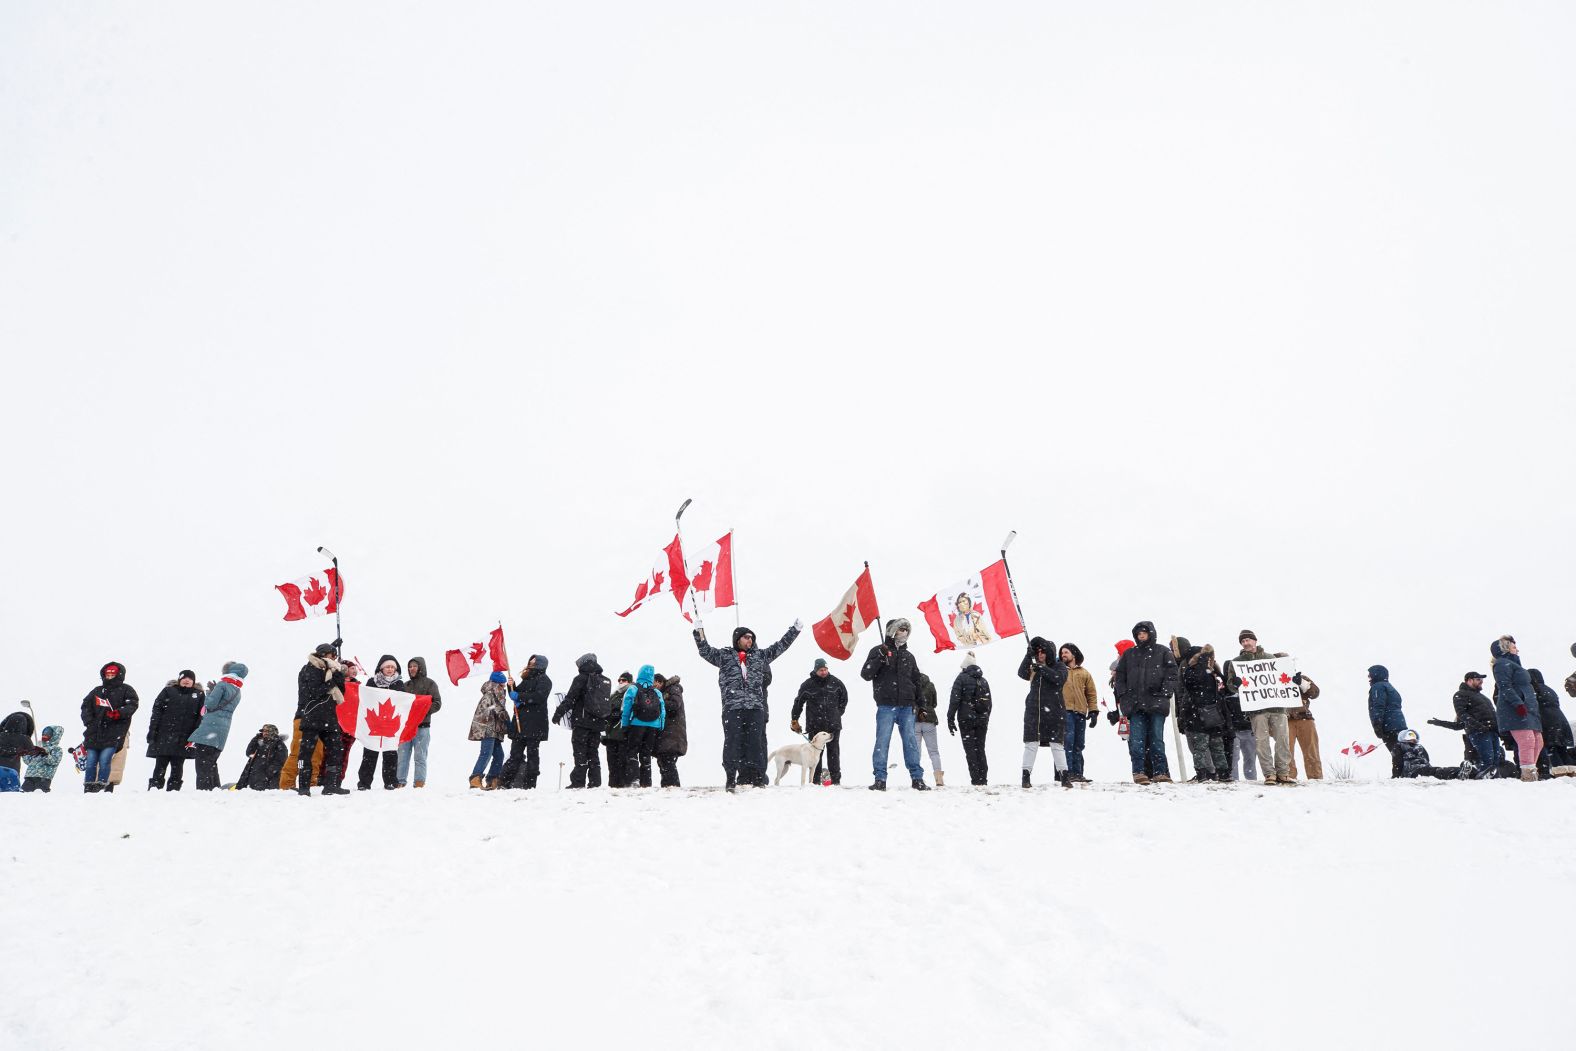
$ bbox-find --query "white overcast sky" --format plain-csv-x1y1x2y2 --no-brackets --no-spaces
3,2,1572,779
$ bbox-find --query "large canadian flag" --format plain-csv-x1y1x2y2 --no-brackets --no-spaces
917,560,1024,654
444,626,510,687
683,531,735,622
812,565,880,661
337,681,433,751
616,536,690,618
276,568,344,622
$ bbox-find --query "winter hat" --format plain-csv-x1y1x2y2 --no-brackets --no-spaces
732,627,756,649
1239,629,1257,644
1397,728,1418,745
886,618,912,637
178,669,197,681
222,661,249,680
315,643,337,657
1061,643,1084,667
101,662,123,680
961,651,979,670
618,671,634,683
1368,665,1389,681
1570,643,1576,660
1114,639,1135,656
261,723,279,737
488,671,507,684
813,658,828,672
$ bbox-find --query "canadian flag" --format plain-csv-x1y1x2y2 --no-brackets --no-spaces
617,535,690,618
917,560,1024,654
276,568,344,622
683,531,736,622
812,565,880,661
337,681,433,751
444,626,510,687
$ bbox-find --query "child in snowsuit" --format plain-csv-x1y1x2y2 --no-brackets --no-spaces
1395,730,1463,780
23,724,65,792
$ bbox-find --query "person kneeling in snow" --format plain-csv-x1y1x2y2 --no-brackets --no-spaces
238,725,288,790
23,724,64,792
1395,729,1464,780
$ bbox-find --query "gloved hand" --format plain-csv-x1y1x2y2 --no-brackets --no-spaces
1293,672,1304,685
948,726,957,736
1516,704,1529,717
1087,711,1099,729
692,628,704,643
1107,710,1121,726
551,712,562,726
792,619,803,631
791,720,802,734
107,710,122,721
184,741,195,751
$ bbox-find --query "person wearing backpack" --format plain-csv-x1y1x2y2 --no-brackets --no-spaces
947,652,993,785
653,673,687,787
552,653,611,788
619,664,666,788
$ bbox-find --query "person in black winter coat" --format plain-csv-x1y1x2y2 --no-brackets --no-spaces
502,655,552,790
237,725,288,790
144,671,205,791
603,671,634,787
81,661,139,792
1019,636,1069,788
0,710,44,792
1395,729,1464,780
1528,669,1576,777
947,651,993,785
653,673,687,787
1112,622,1177,784
1174,640,1228,782
553,653,611,788
295,645,350,796
860,618,929,791
791,658,849,785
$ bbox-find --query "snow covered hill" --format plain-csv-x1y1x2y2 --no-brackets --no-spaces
6,780,1573,1050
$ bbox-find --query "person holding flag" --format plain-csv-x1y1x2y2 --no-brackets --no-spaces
694,621,802,792
860,619,929,792
295,644,350,796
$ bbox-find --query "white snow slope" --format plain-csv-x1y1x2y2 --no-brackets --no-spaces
5,780,1574,1050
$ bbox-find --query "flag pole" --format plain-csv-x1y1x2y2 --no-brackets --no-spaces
674,498,704,630
998,531,1030,636
731,525,740,630
317,545,342,654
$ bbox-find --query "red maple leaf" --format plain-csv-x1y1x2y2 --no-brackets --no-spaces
651,570,665,593
691,560,713,594
302,577,328,606
468,642,486,665
1278,672,1291,685
837,602,856,634
365,699,401,737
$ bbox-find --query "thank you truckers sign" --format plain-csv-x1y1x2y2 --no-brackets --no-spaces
1234,656,1301,712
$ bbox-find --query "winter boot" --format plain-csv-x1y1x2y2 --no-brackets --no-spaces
1021,770,1032,788
84,781,96,793
104,783,115,792
484,777,500,791
1061,773,1074,790
413,780,425,788
1520,766,1538,782
911,778,931,791
1133,773,1151,785
1150,773,1172,784
148,777,162,791
468,775,482,789
297,785,312,796
869,779,887,791
322,784,350,796
934,771,945,788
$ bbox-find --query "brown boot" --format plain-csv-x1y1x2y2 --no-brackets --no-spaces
934,771,945,788
1133,773,1151,785
1150,773,1173,784
468,775,482,789
484,777,500,791
412,780,425,789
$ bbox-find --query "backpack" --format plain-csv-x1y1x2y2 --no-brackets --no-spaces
581,675,613,722
632,685,662,723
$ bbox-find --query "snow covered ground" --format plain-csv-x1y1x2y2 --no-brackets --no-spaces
6,778,1573,1050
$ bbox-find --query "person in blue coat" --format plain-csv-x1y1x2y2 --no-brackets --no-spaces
1490,637,1542,780
620,664,666,788
1367,665,1407,778
189,661,247,790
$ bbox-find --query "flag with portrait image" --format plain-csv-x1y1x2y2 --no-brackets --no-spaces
916,560,1023,654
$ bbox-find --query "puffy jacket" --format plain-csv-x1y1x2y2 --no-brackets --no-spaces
1490,642,1540,733
1367,666,1407,735
146,682,206,758
655,678,687,757
404,657,444,729
620,665,667,730
1113,622,1177,717
24,725,65,781
0,711,37,773
239,730,288,789
297,654,346,730
915,674,940,725
860,637,924,707
1177,648,1226,734
791,673,848,732
1451,684,1498,736
1528,670,1571,747
1397,739,1436,778
81,662,140,750
1019,638,1068,744
554,654,611,728
696,625,800,712
947,665,993,731
470,678,513,740
508,656,552,741
190,662,248,752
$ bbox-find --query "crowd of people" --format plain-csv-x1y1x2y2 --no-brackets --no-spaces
3,622,1574,794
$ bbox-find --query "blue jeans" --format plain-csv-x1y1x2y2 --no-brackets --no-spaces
1064,711,1087,777
872,705,924,782
0,767,19,792
398,727,431,785
1469,731,1501,776
84,746,117,783
1127,712,1169,776
471,738,504,779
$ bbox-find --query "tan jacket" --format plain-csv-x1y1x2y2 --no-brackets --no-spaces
1288,675,1320,721
1061,665,1100,715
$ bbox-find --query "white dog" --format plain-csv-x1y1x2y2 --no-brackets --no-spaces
771,732,834,785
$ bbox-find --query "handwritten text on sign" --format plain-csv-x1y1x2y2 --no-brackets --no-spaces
1234,656,1301,713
